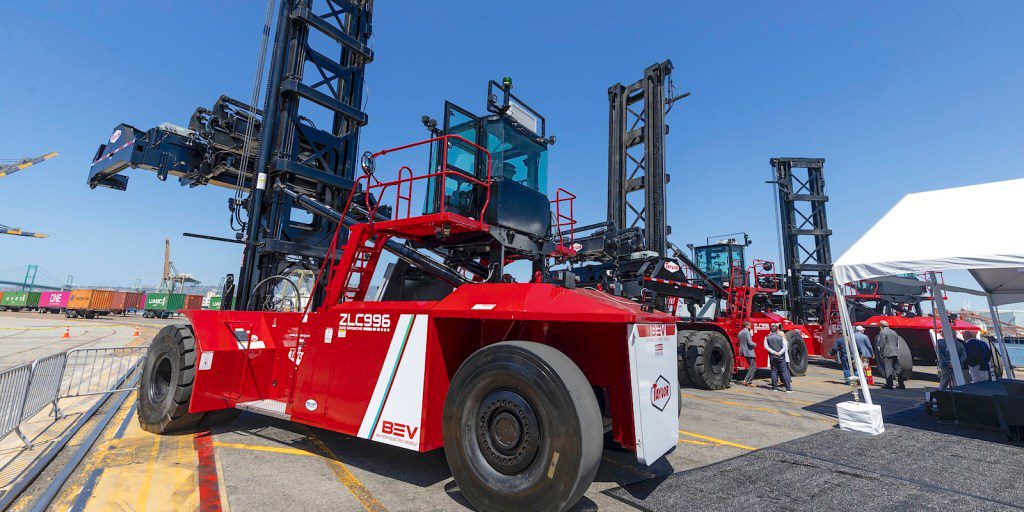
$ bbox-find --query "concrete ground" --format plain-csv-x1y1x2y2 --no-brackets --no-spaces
2,333,1017,510
0,311,169,498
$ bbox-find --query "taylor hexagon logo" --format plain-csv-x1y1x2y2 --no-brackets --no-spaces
651,375,671,411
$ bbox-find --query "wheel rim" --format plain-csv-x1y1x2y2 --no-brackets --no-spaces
476,390,540,475
709,345,726,374
791,342,805,366
150,356,172,403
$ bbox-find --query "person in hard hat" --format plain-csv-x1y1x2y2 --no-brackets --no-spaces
854,325,874,369
964,333,994,382
738,321,757,386
875,321,904,389
764,323,792,393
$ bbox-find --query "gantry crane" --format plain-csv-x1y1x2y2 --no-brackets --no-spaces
0,151,58,237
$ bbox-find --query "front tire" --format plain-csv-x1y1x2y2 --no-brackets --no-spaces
681,331,733,390
443,341,602,512
138,324,238,433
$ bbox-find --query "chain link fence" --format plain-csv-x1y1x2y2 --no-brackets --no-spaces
0,346,147,447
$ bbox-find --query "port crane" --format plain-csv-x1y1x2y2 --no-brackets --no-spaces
0,151,58,237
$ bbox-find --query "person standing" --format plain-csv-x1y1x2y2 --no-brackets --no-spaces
738,322,757,386
764,323,792,392
829,334,854,383
964,334,993,382
875,321,905,389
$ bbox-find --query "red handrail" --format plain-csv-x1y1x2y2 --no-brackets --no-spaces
550,188,577,245
339,134,494,229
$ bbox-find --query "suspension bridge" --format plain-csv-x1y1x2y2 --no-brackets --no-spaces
0,265,71,291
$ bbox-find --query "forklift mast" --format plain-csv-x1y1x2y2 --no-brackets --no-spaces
88,0,373,311
771,157,833,324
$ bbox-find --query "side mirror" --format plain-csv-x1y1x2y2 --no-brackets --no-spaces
360,151,375,175
762,261,774,272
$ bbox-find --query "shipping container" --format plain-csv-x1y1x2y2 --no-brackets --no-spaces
108,291,146,314
143,293,186,318
207,296,223,310
38,291,70,313
27,292,41,310
0,292,30,311
184,294,203,310
66,289,115,319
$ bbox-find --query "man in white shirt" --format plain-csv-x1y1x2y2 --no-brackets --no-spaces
764,323,792,392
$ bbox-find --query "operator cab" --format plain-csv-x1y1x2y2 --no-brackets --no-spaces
692,236,748,288
423,80,554,239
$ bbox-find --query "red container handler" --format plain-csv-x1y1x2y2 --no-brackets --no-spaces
38,291,70,313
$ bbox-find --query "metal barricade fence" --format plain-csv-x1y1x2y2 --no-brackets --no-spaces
0,364,33,446
60,347,147,399
0,345,147,447
22,352,67,421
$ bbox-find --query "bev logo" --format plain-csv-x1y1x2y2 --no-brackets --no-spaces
651,376,671,411
338,313,391,334
381,420,419,440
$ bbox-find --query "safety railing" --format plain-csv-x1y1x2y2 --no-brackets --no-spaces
0,364,34,446
344,134,494,229
60,347,148,399
550,188,577,247
0,345,147,447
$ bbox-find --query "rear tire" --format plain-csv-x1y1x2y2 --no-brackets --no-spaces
138,324,238,433
896,335,913,382
443,341,602,512
682,331,733,390
786,331,808,377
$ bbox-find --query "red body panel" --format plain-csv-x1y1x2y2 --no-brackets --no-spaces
857,315,980,364
185,284,675,452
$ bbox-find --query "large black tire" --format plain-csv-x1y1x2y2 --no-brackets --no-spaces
873,335,914,382
138,324,239,433
786,331,809,377
676,330,695,388
681,331,733,390
443,341,602,512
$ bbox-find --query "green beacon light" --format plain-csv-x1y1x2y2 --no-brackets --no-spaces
502,76,513,90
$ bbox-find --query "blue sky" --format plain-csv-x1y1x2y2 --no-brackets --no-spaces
1,1,1022,307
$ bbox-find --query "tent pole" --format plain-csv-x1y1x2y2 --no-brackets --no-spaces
834,280,873,405
986,296,1016,379
928,272,965,386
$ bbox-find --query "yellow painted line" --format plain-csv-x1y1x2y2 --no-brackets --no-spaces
212,441,317,457
136,432,162,510
678,439,713,446
678,429,755,451
680,392,835,425
305,430,387,512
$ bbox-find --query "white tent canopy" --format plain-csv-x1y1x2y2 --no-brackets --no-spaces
832,177,1024,292
828,178,1024,433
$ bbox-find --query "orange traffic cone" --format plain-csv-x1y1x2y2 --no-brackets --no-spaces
133,325,140,337
62,326,70,339
864,360,875,385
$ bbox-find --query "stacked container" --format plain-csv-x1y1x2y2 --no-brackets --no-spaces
38,291,70,313
66,289,115,319
207,296,223,310
184,294,203,310
0,292,36,311
144,293,186,318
